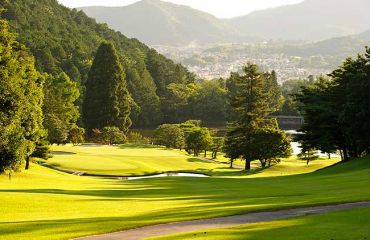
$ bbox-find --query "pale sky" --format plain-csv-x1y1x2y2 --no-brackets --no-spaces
58,0,304,18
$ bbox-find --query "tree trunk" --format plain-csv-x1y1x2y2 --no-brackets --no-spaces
339,150,344,161
245,160,251,171
343,148,349,162
213,151,217,159
25,156,30,170
194,148,198,157
204,150,207,158
260,160,267,168
230,159,234,168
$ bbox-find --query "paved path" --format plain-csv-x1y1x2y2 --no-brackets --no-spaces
74,202,370,240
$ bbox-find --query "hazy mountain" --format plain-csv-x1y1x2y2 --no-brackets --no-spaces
80,0,241,46
80,0,370,46
229,0,370,41
281,29,370,57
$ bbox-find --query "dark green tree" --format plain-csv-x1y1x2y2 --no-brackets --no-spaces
252,128,292,167
185,127,212,157
101,126,126,145
68,126,85,145
126,67,162,127
43,72,80,144
210,137,224,159
295,77,349,161
189,80,228,123
296,48,370,161
83,42,132,135
224,63,270,170
225,63,290,170
154,124,185,149
264,70,283,113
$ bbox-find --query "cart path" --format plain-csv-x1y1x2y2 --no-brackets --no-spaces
74,201,370,240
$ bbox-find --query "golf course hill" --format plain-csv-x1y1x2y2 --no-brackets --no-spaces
1,143,369,240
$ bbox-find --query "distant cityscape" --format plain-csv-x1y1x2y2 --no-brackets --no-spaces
155,44,331,83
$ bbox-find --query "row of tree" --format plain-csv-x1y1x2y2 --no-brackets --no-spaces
153,65,293,171
295,48,370,161
154,121,223,159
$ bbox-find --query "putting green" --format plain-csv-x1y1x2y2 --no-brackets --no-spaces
45,144,225,176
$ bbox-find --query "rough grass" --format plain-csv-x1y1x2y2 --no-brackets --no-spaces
150,207,370,240
0,146,368,240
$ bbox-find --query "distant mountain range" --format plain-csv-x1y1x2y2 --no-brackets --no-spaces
229,0,370,42
79,0,244,46
280,29,370,58
79,0,370,46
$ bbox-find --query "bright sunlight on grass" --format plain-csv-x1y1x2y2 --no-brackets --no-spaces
150,207,370,240
0,152,369,240
45,144,225,176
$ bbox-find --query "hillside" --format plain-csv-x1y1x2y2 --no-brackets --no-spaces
79,0,370,45
229,0,370,41
281,29,370,57
0,0,195,127
80,0,242,46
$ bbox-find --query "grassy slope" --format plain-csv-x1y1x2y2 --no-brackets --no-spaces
46,145,224,176
151,208,370,240
212,155,340,178
0,148,368,240
47,144,339,177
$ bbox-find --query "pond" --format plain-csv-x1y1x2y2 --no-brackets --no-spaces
122,172,210,181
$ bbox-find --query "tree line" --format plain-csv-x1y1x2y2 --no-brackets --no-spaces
295,48,370,161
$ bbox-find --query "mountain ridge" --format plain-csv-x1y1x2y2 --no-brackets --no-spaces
79,0,370,46
79,0,243,46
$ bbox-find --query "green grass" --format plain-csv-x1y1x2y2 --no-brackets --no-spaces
47,144,338,177
150,207,370,240
45,144,225,176
0,146,368,240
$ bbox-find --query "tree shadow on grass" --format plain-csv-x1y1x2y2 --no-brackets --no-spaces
51,151,77,155
2,172,368,239
119,144,160,149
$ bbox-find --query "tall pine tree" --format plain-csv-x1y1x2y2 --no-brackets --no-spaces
83,42,132,134
224,63,290,170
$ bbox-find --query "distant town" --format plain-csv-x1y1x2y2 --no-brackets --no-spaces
155,43,332,82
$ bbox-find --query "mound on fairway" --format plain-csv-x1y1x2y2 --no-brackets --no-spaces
45,144,224,176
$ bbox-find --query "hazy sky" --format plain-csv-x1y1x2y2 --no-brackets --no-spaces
58,0,304,18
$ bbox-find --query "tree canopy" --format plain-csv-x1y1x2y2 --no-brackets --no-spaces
296,48,370,161
0,18,44,172
83,42,132,134
224,63,291,170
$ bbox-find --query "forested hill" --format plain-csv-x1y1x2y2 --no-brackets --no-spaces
79,0,241,46
0,0,195,127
